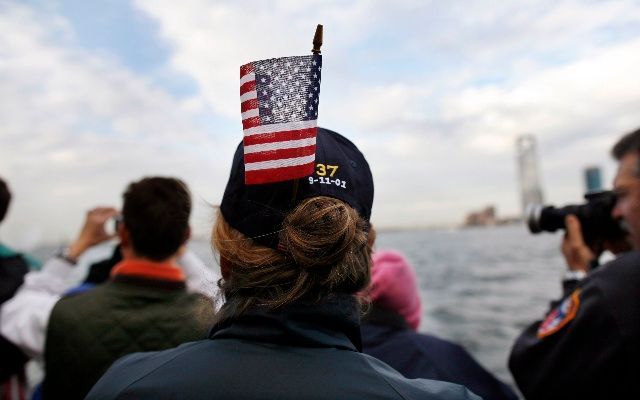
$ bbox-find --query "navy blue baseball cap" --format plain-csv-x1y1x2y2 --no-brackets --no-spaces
220,127,374,249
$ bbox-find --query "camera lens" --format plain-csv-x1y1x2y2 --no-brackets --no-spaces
525,203,544,233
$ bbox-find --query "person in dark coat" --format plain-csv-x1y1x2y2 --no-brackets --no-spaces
509,127,640,399
87,126,479,400
362,249,518,400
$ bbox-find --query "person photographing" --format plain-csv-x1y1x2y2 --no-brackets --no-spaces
509,127,640,399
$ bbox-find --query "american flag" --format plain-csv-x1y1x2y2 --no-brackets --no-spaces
240,54,322,185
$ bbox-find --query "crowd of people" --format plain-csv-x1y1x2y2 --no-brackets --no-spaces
0,177,220,399
0,126,638,399
1,47,639,398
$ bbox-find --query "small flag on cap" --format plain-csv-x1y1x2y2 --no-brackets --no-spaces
240,54,322,185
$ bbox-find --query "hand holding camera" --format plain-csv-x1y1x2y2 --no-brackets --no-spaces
527,190,632,275
561,215,595,272
66,207,120,262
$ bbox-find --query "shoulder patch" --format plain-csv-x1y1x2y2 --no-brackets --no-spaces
537,289,581,339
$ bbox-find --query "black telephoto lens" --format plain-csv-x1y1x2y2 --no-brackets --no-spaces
525,190,626,246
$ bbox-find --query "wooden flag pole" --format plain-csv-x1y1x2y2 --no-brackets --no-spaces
312,24,323,54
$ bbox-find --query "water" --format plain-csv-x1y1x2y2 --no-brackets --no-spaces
30,224,565,390
374,225,565,386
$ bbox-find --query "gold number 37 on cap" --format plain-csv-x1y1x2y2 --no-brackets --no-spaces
316,164,339,177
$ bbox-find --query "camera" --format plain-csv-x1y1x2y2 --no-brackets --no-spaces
526,190,627,246
105,215,122,237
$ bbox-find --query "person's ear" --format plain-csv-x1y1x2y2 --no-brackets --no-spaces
118,223,129,247
183,227,192,244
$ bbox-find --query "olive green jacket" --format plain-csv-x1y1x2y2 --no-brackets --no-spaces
43,274,214,400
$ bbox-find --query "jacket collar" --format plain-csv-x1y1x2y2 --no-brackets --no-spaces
210,294,363,352
110,259,185,282
362,304,411,331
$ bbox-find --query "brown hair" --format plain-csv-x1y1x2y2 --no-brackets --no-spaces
122,177,191,261
612,127,640,175
212,196,372,321
612,127,640,160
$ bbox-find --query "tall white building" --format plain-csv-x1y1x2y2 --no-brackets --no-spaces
516,135,544,214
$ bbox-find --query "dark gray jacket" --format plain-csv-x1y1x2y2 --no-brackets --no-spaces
88,296,480,400
509,250,640,399
362,306,516,400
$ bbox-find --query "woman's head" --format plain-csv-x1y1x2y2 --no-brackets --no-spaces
220,128,374,248
214,128,375,319
213,196,372,317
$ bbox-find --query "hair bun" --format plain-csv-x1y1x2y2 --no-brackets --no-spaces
280,196,367,271
212,197,372,318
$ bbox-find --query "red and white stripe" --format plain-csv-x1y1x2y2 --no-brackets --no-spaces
240,63,317,185
1,373,27,400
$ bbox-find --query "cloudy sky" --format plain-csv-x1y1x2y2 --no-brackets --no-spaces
1,0,639,248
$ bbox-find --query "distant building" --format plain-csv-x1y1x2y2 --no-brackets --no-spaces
516,135,544,215
584,166,602,193
465,206,496,227
463,205,521,227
